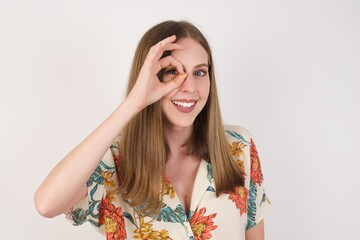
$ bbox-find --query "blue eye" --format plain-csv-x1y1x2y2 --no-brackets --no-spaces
195,70,207,77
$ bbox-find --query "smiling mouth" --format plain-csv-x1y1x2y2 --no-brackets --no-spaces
171,100,196,108
171,100,198,113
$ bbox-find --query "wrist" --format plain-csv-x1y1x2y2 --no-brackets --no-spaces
121,97,144,117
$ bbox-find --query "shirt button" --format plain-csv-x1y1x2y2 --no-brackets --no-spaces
187,232,192,237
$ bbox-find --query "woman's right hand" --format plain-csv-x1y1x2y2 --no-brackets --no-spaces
126,35,188,111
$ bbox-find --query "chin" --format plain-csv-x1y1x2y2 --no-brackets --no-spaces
164,117,196,129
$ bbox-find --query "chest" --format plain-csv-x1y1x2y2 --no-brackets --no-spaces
165,156,201,215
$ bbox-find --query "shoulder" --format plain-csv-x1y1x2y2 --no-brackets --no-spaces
223,124,254,144
222,124,255,176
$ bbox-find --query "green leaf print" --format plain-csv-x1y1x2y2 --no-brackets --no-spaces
123,212,136,226
260,193,267,206
86,165,103,187
174,204,187,222
207,163,214,183
225,130,250,144
89,184,98,202
100,160,116,171
110,142,119,150
89,200,100,219
246,179,257,230
157,203,187,222
69,208,88,225
206,186,215,192
188,210,194,220
86,160,115,187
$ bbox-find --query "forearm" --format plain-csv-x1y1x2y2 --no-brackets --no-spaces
34,35,186,219
34,99,139,218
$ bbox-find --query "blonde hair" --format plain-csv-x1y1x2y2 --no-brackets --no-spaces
118,20,244,217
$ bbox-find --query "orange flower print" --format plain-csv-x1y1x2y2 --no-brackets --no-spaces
112,150,121,167
230,141,245,160
111,147,124,185
164,177,176,199
190,208,217,240
250,139,263,185
236,159,245,175
102,171,116,188
105,189,117,203
99,196,127,240
227,186,249,215
133,217,171,239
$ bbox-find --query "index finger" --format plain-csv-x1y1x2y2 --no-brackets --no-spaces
148,35,177,54
146,36,183,63
158,35,177,47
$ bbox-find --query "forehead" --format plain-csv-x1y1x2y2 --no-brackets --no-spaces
170,38,208,66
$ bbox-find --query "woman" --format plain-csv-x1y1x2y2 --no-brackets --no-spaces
35,20,271,240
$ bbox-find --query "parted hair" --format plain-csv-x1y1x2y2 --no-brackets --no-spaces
118,20,245,217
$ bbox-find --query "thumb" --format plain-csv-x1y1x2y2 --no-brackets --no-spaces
162,73,187,93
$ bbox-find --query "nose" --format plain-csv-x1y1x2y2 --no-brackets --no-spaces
179,74,196,93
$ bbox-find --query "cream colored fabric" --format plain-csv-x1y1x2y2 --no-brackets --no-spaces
65,125,271,240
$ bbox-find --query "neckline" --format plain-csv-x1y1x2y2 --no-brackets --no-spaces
164,159,211,219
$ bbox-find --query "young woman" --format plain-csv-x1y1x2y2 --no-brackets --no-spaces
35,20,271,240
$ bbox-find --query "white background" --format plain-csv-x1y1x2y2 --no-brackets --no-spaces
1,0,359,239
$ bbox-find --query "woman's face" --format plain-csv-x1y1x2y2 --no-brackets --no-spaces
161,37,210,129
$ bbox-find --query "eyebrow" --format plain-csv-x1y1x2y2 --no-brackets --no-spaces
193,63,208,68
165,63,209,71
180,63,209,70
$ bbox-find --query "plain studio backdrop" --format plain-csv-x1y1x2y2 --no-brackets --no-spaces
1,0,359,239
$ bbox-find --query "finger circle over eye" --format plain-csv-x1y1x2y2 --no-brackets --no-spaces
153,43,183,63
158,55,184,74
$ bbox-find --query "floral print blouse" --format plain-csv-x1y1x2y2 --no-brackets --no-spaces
65,124,271,239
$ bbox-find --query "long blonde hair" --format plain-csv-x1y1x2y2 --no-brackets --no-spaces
118,20,244,216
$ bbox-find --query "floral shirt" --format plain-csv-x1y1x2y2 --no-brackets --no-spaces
65,124,271,240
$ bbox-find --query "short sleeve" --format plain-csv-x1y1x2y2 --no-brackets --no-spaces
223,124,271,230
64,139,120,235
245,137,271,230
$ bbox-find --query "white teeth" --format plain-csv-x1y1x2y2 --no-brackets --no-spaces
172,101,195,108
